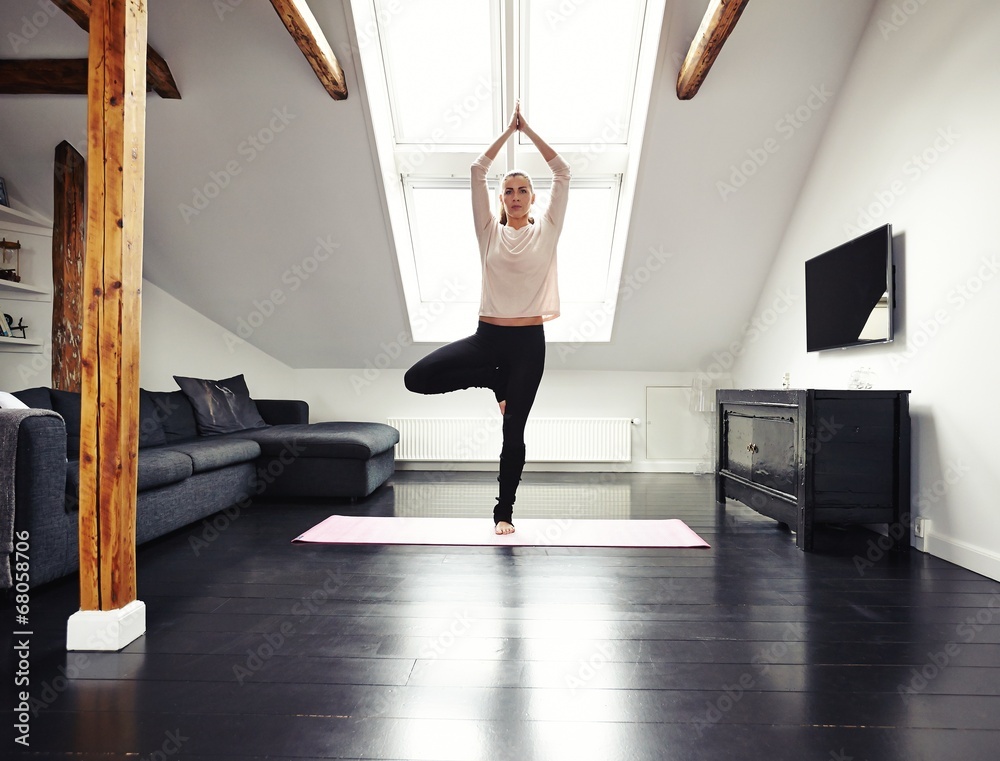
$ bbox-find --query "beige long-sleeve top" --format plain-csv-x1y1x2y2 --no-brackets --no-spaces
471,152,571,321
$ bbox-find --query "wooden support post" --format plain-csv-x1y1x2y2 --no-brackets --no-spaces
50,0,181,99
52,141,86,392
68,0,147,651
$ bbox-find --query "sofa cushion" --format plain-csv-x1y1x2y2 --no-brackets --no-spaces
143,390,198,442
174,374,268,435
164,438,261,474
66,448,194,504
49,388,82,460
12,387,52,410
221,422,399,460
254,399,309,426
137,390,168,448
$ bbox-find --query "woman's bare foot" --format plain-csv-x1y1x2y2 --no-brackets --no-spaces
495,521,515,535
498,400,506,416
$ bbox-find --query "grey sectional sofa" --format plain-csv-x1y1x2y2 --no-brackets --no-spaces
5,380,398,587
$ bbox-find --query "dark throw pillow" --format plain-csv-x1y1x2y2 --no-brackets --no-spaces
172,374,268,435
137,389,169,448
142,390,199,442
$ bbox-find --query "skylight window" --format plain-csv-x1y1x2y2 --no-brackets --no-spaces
348,0,665,342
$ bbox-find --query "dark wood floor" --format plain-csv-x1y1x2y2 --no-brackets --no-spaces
4,471,1000,760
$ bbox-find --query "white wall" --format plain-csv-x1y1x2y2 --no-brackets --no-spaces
139,280,295,397
732,0,1000,580
0,271,297,398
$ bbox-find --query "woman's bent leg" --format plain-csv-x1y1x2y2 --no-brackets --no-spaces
404,332,497,396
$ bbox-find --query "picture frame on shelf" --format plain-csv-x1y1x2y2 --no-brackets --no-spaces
0,177,8,208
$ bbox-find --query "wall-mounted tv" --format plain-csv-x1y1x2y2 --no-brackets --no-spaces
805,223,894,352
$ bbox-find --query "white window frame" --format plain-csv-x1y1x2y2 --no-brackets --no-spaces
346,0,666,343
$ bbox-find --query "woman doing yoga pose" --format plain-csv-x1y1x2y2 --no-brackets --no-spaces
404,103,571,535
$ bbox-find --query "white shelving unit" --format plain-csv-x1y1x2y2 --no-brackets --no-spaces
0,203,53,356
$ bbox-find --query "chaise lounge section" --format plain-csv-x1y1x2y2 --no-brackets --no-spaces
4,375,398,587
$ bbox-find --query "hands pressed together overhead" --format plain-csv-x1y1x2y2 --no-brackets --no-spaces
486,101,557,163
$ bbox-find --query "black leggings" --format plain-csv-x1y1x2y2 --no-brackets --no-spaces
404,321,545,525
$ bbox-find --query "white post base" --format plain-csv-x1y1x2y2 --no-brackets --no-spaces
66,599,146,651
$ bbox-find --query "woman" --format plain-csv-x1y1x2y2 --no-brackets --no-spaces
404,103,571,535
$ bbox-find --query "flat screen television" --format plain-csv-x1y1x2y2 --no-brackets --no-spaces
805,223,894,352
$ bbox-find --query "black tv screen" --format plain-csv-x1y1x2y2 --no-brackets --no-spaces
805,224,893,352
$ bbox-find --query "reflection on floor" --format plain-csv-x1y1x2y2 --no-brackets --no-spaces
390,472,631,519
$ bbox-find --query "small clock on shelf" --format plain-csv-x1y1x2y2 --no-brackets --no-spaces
1,238,20,283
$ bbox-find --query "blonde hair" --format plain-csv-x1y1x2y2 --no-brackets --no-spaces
498,170,535,226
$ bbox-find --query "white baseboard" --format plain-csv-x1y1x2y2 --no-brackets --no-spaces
66,600,146,651
920,531,1000,582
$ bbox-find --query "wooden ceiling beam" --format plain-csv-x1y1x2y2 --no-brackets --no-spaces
0,58,168,95
50,0,180,99
677,0,751,100
0,59,88,94
269,0,348,100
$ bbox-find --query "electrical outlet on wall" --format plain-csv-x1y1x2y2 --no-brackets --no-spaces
914,518,928,538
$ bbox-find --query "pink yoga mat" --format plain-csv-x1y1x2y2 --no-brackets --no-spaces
293,515,710,548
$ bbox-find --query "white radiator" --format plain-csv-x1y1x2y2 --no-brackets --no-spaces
386,418,632,462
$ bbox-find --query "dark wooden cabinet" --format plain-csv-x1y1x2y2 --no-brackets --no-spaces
716,389,910,550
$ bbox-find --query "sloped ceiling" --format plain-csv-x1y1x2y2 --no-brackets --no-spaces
0,0,875,371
